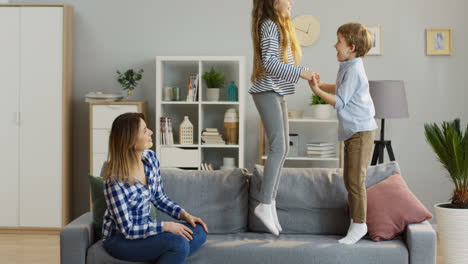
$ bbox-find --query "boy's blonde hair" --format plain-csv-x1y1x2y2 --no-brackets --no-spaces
251,0,302,83
337,23,373,57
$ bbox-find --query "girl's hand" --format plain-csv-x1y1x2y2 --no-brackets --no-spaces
163,221,194,240
300,70,317,81
180,210,209,233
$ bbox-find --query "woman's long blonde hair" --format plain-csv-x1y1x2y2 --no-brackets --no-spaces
103,112,145,184
251,0,302,83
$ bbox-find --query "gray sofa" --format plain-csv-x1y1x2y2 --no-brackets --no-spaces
61,162,436,264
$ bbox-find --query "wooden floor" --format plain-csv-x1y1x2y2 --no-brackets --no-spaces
0,233,442,264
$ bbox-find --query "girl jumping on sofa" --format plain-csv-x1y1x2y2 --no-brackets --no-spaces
101,112,208,263
250,0,317,236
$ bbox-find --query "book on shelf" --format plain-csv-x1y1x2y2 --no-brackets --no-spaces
307,146,335,151
186,73,199,102
201,128,225,144
200,162,214,171
307,153,336,158
307,142,335,147
306,149,336,155
160,117,174,145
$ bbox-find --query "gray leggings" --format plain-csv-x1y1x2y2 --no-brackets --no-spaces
252,91,289,204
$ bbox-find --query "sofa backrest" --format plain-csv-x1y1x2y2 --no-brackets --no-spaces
158,168,249,234
248,162,401,235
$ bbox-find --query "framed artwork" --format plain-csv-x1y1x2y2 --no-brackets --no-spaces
366,25,382,55
426,28,452,55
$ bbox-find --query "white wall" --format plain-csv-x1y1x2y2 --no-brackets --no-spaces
12,0,468,220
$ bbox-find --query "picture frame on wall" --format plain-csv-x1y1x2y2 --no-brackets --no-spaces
366,25,382,56
426,28,452,55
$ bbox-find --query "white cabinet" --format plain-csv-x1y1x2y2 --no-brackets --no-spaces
0,4,73,228
156,56,246,169
89,102,146,176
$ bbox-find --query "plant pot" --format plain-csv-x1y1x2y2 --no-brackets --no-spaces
434,203,468,264
206,88,220,101
303,105,335,120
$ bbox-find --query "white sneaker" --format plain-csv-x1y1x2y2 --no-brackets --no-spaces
271,200,282,232
254,203,279,236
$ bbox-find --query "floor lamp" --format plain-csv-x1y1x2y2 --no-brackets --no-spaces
369,80,409,165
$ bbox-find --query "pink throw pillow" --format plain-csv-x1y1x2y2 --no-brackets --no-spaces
366,173,432,241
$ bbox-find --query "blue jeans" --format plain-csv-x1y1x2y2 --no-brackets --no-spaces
103,223,207,264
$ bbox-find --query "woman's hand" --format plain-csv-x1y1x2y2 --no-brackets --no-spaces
180,210,209,233
163,221,194,241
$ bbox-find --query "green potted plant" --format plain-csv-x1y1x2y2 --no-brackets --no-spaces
117,68,144,99
303,94,334,119
424,118,468,264
202,67,224,101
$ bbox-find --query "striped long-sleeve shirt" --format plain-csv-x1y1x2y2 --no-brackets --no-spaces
102,150,182,240
249,19,303,95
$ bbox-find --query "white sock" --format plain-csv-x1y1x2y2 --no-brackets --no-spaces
346,219,353,233
338,222,367,245
254,203,279,236
271,200,282,232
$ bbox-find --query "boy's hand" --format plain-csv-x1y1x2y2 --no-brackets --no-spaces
308,75,319,93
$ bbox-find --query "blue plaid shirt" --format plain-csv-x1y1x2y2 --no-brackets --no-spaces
102,150,182,240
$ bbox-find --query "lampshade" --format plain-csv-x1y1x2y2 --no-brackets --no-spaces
369,80,409,119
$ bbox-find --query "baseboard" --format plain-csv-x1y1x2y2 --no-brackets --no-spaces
0,227,60,235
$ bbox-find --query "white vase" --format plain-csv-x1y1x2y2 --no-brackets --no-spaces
434,203,468,264
303,105,335,120
206,88,220,101
179,116,193,145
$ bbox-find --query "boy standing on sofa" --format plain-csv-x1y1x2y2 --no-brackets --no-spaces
308,23,377,245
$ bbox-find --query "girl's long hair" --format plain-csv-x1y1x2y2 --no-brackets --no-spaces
251,0,302,83
103,112,145,184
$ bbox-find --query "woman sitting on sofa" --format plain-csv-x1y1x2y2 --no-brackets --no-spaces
101,112,208,264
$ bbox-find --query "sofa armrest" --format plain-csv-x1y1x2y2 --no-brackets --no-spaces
405,220,437,264
60,212,94,264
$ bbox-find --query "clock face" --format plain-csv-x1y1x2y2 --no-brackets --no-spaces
292,15,320,46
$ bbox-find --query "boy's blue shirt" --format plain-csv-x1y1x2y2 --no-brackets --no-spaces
335,57,378,141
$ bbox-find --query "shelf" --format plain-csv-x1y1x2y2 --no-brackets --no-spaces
160,144,199,148
201,144,239,148
201,101,239,105
289,118,338,123
161,101,199,105
156,56,245,170
262,155,339,161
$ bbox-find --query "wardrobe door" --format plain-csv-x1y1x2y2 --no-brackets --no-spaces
19,7,63,228
0,7,20,227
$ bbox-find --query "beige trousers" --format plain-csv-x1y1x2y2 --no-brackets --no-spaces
343,130,375,223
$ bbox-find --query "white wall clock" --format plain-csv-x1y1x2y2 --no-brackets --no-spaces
292,15,320,47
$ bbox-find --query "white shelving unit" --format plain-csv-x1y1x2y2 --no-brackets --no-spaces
156,56,245,170
259,118,342,168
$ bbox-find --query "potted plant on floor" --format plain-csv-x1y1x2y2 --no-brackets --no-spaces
424,118,468,264
303,94,335,119
202,67,224,101
117,68,144,99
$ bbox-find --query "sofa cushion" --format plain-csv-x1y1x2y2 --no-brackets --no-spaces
367,173,433,241
249,162,401,234
157,168,249,234
87,240,148,264
186,233,408,264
